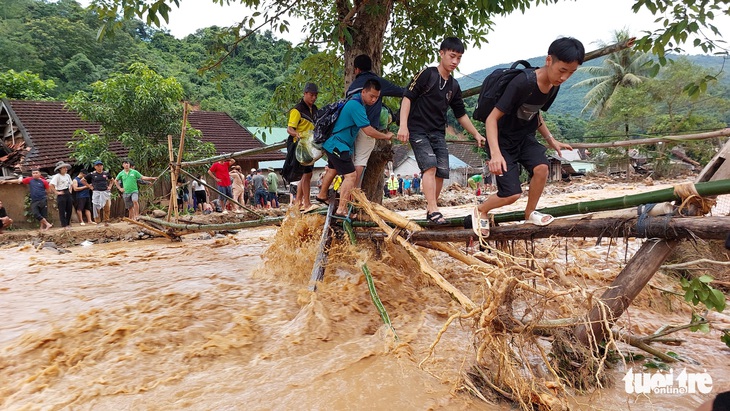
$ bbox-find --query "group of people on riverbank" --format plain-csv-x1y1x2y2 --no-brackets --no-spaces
284,36,583,234
0,159,156,231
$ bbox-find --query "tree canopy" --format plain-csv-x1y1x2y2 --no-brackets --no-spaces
90,0,729,86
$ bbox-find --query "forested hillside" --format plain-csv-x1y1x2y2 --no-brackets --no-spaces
0,0,316,126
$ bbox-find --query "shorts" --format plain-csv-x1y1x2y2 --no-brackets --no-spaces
123,192,139,209
494,135,549,198
217,185,233,200
353,129,375,167
410,132,449,179
75,196,92,212
194,190,207,205
30,199,48,221
268,191,278,202
326,148,356,176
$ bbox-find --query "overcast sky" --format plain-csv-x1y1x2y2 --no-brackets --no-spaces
82,0,728,76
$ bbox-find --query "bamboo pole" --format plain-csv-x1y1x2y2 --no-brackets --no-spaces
179,141,287,167
351,190,478,311
138,215,281,231
354,216,730,242
178,168,263,218
123,217,176,240
342,219,399,339
494,179,730,224
167,134,178,221
569,128,730,149
309,194,336,291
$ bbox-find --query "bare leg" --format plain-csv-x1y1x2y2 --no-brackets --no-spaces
317,168,338,201
421,167,439,214
354,166,366,189
298,172,313,208
336,173,357,215
523,164,550,222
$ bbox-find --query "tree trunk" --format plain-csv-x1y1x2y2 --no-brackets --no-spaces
361,139,393,203
340,0,394,86
337,0,394,203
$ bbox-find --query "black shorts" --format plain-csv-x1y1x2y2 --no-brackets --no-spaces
494,135,549,198
326,148,356,176
75,196,92,212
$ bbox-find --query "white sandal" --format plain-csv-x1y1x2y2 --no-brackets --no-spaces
527,210,554,226
471,206,490,247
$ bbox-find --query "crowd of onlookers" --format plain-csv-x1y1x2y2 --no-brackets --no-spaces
383,173,421,198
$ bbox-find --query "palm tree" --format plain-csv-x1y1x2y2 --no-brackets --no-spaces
572,29,653,118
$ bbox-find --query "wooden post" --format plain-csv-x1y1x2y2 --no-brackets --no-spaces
167,134,177,221
574,240,679,345
174,102,189,216
573,137,730,346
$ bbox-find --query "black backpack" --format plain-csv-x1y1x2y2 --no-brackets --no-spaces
312,88,364,147
472,60,535,122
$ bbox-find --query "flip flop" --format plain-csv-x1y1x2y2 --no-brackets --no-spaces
527,210,554,226
303,204,321,213
314,196,330,206
426,211,449,225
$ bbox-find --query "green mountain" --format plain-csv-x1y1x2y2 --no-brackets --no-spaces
457,54,730,116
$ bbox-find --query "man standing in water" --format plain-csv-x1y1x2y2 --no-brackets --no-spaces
472,37,583,241
287,82,319,212
116,159,157,221
397,37,485,224
1,169,53,231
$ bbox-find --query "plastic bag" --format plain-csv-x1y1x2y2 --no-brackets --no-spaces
296,131,324,166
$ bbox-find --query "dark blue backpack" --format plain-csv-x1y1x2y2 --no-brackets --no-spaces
312,99,349,147
472,60,535,122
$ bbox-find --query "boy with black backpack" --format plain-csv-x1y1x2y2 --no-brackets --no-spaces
471,37,584,242
316,79,394,218
397,37,485,225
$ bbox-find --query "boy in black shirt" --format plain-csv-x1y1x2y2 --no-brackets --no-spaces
397,37,485,224
473,37,584,240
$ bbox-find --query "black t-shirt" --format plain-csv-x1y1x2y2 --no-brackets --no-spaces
403,67,466,134
87,171,112,191
495,69,558,149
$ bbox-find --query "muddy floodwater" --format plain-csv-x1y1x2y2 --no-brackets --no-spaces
1,180,729,410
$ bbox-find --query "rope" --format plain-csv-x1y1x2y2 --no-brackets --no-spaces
636,203,674,238
673,182,716,216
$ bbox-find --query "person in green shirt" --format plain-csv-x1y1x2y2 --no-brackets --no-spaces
266,168,279,208
115,160,157,221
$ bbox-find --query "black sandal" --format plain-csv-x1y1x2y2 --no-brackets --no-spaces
426,211,448,225
315,196,330,206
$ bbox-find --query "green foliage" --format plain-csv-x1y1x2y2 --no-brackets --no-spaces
0,70,56,100
721,330,730,348
66,63,215,175
680,276,726,313
632,0,729,98
572,29,654,118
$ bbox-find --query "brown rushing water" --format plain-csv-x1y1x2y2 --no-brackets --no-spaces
1,198,728,410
